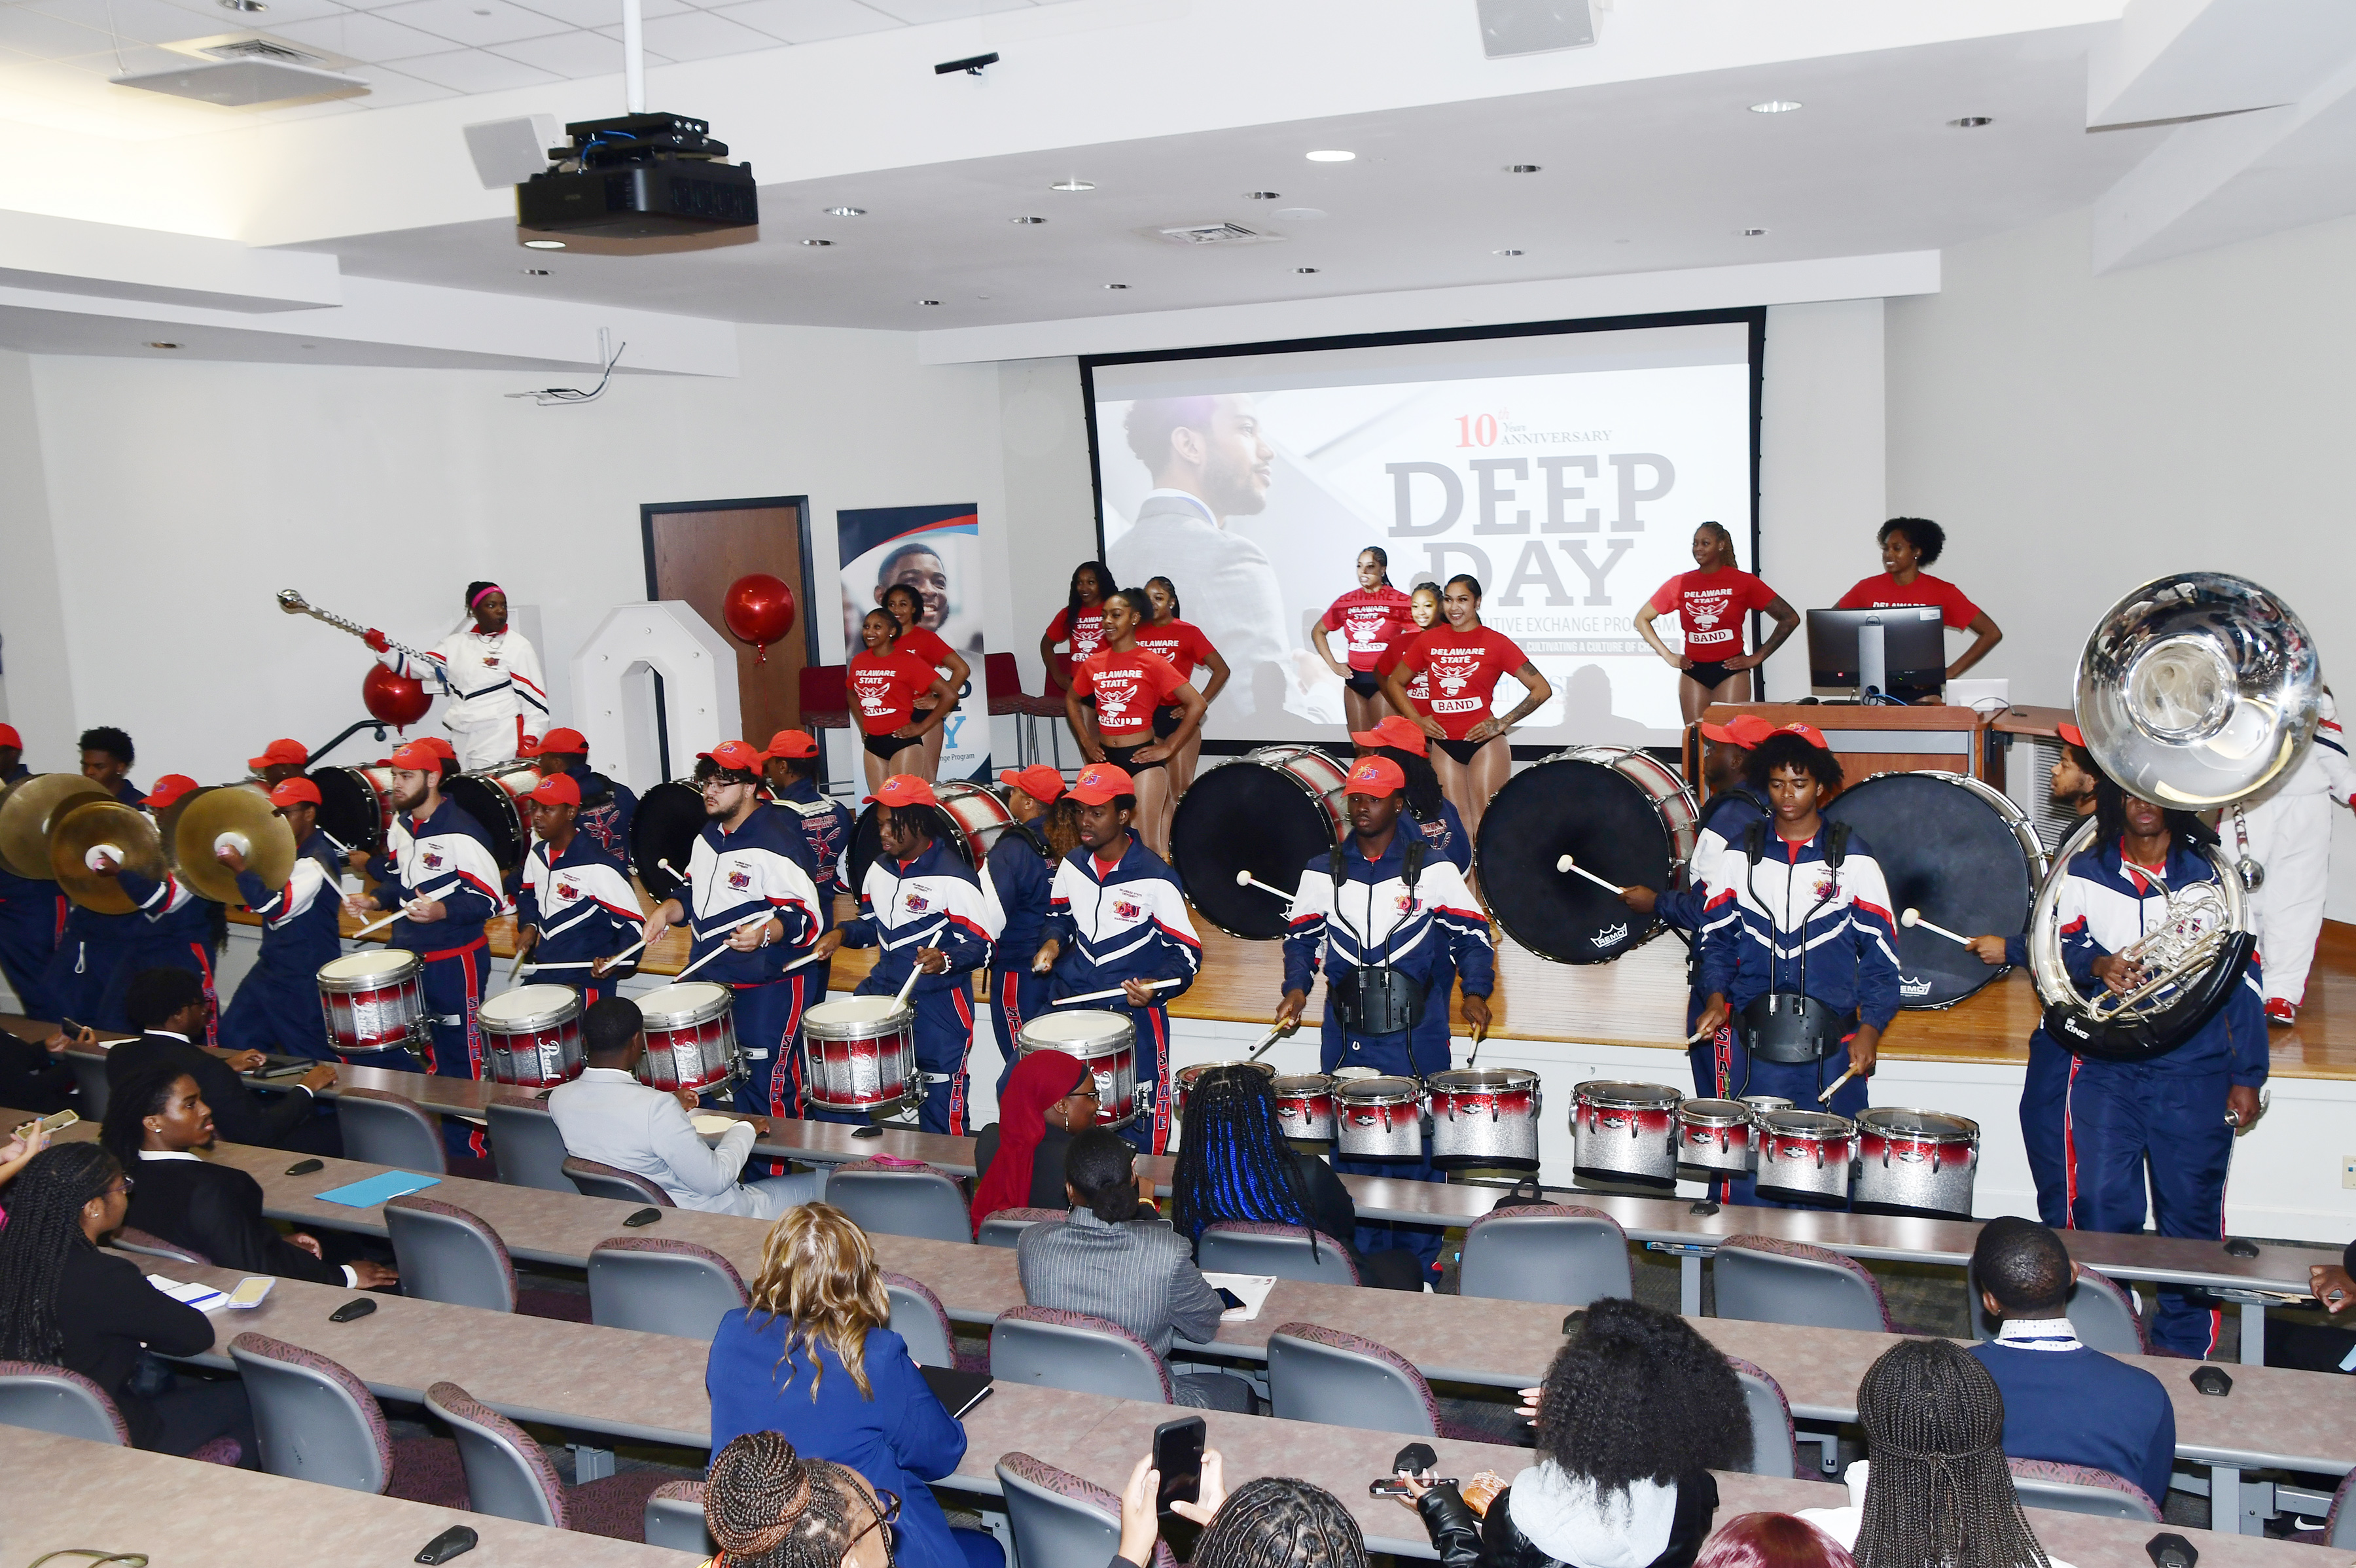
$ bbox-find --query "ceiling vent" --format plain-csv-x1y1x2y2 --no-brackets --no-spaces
115,31,366,105
1151,221,1283,246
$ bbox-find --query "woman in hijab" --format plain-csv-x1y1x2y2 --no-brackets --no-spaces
970,1049,1098,1234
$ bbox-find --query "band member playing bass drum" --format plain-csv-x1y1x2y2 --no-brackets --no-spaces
216,779,344,1061
1694,726,1901,1207
1275,756,1494,1281
986,765,1077,1094
1379,575,1550,840
514,774,641,1007
1635,523,1798,725
365,583,548,770
2052,779,2267,1357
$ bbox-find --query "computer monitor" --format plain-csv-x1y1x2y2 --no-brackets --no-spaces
1807,607,1948,700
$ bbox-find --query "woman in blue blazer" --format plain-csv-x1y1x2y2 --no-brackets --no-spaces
707,1203,1002,1568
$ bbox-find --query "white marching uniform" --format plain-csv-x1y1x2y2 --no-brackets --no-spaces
2230,692,2356,1008
379,624,549,771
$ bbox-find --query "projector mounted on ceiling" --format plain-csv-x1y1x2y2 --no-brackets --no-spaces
113,33,367,105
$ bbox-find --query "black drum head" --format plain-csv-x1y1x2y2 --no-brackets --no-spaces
312,768,386,856
1477,759,1668,963
446,776,527,874
631,780,707,903
848,802,971,899
1170,761,1338,940
1822,774,2036,1010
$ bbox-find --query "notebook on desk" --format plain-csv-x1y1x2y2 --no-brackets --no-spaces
921,1366,993,1420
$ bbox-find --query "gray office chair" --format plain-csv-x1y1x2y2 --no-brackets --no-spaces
336,1087,447,1175
2006,1459,2162,1522
1725,1355,1804,1478
384,1194,517,1312
990,1307,1172,1403
563,1156,673,1206
1712,1234,1893,1333
645,1482,712,1554
1458,1205,1633,1306
2318,1467,2356,1548
0,1360,246,1466
230,1332,398,1493
1264,1322,1438,1436
1198,1221,1359,1286
486,1100,575,1192
885,1272,956,1369
109,1226,210,1266
1965,1259,2147,1355
978,1207,1064,1249
587,1238,747,1340
427,1380,568,1527
64,1050,110,1118
825,1160,973,1244
999,1453,1179,1568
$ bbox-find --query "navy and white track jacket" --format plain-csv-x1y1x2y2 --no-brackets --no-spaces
1043,835,1200,1001
842,838,993,997
365,796,507,953
1658,787,1767,935
234,830,344,978
1696,821,1902,1030
520,831,642,970
763,780,853,907
1281,832,1494,1001
569,770,639,867
676,810,823,987
984,821,1056,969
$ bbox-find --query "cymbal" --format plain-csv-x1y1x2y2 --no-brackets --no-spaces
50,800,166,914
156,785,217,870
0,774,109,880
176,784,296,907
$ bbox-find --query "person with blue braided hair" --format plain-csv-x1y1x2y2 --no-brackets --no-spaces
1167,1063,1423,1291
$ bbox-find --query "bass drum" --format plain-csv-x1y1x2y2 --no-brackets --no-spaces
444,761,541,874
1170,745,1350,940
313,764,401,856
1822,771,2046,1010
1477,747,1698,963
632,778,705,904
847,780,1014,896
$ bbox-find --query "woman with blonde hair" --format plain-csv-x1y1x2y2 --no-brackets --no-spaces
707,1203,1003,1568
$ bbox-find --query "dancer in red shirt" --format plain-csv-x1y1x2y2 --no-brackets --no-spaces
847,610,956,797
881,582,969,784
1039,560,1111,694
1635,521,1800,724
1313,546,1417,734
1066,586,1209,857
1138,575,1228,796
1834,516,2003,695
1380,573,1550,837
1373,582,1443,713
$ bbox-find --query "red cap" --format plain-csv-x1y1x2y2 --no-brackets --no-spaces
764,730,820,760
997,764,1065,804
698,740,766,774
2057,720,2086,750
539,727,588,755
147,775,200,811
0,723,20,750
864,774,940,809
247,738,308,770
528,773,581,806
1344,756,1406,796
389,740,442,771
269,778,323,809
1349,716,1429,757
1065,764,1133,805
1777,722,1830,751
1700,713,1776,749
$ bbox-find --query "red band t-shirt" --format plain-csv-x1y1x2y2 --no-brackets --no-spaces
848,650,938,735
892,625,957,709
1399,626,1530,739
1046,605,1109,661
1133,620,1213,685
1074,649,1185,733
1321,586,1416,671
1378,637,1432,702
1834,571,1981,628
1647,569,1778,659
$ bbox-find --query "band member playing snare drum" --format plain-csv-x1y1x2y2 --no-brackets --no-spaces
514,774,641,1008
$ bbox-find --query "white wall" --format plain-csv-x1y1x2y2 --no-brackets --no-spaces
995,357,1101,696
0,349,71,742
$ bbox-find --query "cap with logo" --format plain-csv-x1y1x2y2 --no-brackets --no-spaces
698,740,767,775
247,738,310,770
1348,716,1429,757
1066,764,1134,806
528,774,582,806
997,764,1065,804
539,727,588,756
865,774,940,809
389,740,442,771
1777,722,1830,751
764,730,820,760
1344,757,1406,796
146,775,201,812
1699,713,1777,749
270,778,324,809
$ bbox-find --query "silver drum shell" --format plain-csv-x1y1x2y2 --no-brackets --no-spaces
1572,1080,1683,1188
1336,1077,1425,1160
1676,1098,1754,1174
1754,1110,1856,1203
1427,1069,1541,1166
1851,1108,1980,1218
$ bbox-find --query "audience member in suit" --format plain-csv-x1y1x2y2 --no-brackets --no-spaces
1167,1063,1423,1291
971,1048,1145,1234
707,1203,1003,1568
1014,1128,1257,1412
0,1142,256,1460
547,997,824,1218
102,967,340,1156
103,1063,396,1290
1965,1216,2175,1504
702,1430,900,1568
0,1024,74,1115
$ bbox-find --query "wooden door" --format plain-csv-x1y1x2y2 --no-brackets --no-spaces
643,497,816,753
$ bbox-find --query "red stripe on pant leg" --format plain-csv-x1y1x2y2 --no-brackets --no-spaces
948,990,973,1136
461,946,486,1156
190,943,219,1048
2063,1056,2082,1229
1149,1009,1171,1156
774,975,804,1122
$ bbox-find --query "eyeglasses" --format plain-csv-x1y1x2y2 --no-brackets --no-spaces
848,1488,901,1563
109,1175,133,1195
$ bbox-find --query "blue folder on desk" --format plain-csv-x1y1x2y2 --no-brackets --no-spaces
314,1171,441,1207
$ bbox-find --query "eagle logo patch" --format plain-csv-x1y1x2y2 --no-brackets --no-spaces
727,868,751,891
421,851,443,870
1113,897,1142,921
904,893,931,914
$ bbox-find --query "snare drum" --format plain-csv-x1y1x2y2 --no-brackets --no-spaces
1676,1099,1755,1174
1852,1109,1979,1218
476,984,584,1088
1335,1075,1425,1160
1753,1110,1857,1204
316,950,425,1060
801,995,917,1113
1272,1073,1338,1142
1572,1081,1683,1187
1427,1069,1542,1167
1173,1060,1274,1122
637,982,741,1097
445,761,541,874
1018,1010,1139,1130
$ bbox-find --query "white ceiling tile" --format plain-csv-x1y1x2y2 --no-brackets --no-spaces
185,0,368,24
0,7,118,60
491,24,659,75
370,0,563,45
268,8,454,56
65,39,183,72
860,0,1027,23
18,0,226,47
508,0,683,27
385,42,553,86
338,58,452,99
599,6,769,57
705,0,893,45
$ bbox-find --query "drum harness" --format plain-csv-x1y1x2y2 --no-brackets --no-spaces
1736,818,1859,1090
1325,836,1434,1067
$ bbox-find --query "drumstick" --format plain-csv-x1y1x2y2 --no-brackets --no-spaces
1815,1065,1861,1105
673,917,775,982
1050,978,1183,1007
893,961,925,1008
1899,908,1974,948
1243,1024,1290,1063
1233,870,1294,900
1555,855,1624,897
350,876,460,939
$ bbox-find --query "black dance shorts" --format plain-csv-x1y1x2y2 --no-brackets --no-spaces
1345,669,1383,698
1153,705,1183,739
863,730,914,761
1099,741,1168,776
1431,736,1491,767
1686,660,1738,691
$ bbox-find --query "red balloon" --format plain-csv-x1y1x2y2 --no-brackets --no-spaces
723,573,797,665
362,663,431,732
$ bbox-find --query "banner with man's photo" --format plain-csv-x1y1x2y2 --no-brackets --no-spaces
834,503,991,781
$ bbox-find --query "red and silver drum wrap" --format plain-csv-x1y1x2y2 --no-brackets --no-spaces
637,982,741,1097
476,983,584,1088
1173,1059,1274,1122
1572,1080,1683,1188
1676,1098,1755,1174
801,995,916,1111
1427,1068,1541,1167
1753,1109,1856,1203
1335,1075,1425,1160
315,950,426,1060
1018,1010,1139,1130
1851,1108,1978,1218
1272,1073,1338,1142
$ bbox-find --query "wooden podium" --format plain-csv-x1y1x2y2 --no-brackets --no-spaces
1694,702,1999,788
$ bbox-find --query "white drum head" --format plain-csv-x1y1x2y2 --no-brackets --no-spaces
479,985,579,1027
319,950,416,984
1330,1066,1383,1082
1022,1010,1130,1042
809,996,908,1025
638,982,731,1024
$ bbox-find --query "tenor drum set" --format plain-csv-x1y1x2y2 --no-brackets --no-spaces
1016,1009,1139,1128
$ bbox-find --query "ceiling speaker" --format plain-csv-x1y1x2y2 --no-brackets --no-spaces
1476,0,1596,57
465,115,563,191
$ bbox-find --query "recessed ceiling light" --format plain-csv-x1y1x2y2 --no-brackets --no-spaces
1245,190,1281,200
1010,215,1045,224
1103,283,1128,290
1494,248,1524,257
1749,99,1802,114
520,267,548,276
1740,227,1769,237
800,238,831,246
916,298,940,306
1304,149,1355,162
145,341,180,349
1050,179,1094,191
827,205,866,217
217,0,266,11
1950,115,1993,128
522,238,565,249
1506,164,1541,173
1295,267,1320,274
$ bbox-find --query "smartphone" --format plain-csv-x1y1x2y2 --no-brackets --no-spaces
35,1108,79,1135
1369,1478,1456,1497
228,1276,275,1308
1151,1416,1206,1514
1213,1287,1246,1311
